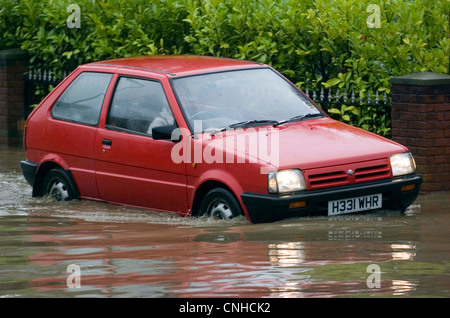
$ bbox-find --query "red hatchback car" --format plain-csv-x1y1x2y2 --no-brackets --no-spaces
20,55,422,223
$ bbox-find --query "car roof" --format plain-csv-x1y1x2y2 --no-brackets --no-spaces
88,55,263,77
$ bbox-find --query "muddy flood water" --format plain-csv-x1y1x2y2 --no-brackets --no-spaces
0,148,449,299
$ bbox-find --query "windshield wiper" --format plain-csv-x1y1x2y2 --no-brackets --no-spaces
211,119,278,135
273,113,324,127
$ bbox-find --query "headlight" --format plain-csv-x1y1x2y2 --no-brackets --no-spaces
268,169,306,194
390,152,416,177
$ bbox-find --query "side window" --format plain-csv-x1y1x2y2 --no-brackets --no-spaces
52,72,113,126
107,77,175,136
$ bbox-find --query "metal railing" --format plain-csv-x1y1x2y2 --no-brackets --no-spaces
23,68,71,118
302,87,392,137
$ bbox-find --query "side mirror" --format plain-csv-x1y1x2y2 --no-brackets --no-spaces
152,125,181,142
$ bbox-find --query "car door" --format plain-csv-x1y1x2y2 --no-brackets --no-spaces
94,73,188,214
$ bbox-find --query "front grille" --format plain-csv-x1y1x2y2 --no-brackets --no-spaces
308,170,349,188
354,164,391,182
305,159,392,190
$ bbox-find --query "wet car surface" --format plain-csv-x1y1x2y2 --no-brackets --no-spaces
1,148,449,297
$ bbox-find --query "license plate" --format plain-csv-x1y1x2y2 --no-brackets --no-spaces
328,193,382,216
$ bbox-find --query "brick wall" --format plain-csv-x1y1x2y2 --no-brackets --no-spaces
0,49,28,147
390,72,450,193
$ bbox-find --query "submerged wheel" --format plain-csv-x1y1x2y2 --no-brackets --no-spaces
42,169,77,202
199,188,243,220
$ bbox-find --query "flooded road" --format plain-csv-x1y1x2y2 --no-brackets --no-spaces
0,148,449,298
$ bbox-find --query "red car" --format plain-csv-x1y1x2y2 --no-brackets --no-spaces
20,55,422,223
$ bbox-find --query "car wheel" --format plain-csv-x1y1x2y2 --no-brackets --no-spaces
199,188,243,219
42,169,76,202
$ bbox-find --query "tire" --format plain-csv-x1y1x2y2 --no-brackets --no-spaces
42,169,77,202
198,188,243,220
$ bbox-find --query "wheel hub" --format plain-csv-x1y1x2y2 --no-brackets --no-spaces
210,202,233,219
49,181,69,201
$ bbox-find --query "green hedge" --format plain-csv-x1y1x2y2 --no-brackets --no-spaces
1,0,449,136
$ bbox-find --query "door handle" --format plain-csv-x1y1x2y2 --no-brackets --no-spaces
102,139,112,146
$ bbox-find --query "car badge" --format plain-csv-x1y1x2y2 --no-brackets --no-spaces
347,169,354,176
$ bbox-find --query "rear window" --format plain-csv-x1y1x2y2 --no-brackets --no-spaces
51,72,113,126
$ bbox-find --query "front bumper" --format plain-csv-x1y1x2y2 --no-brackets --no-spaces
241,174,422,223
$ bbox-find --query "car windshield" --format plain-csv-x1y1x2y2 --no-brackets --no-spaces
171,68,323,133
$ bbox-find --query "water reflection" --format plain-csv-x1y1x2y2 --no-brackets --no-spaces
0,204,445,298
0,208,447,297
268,242,306,267
391,280,417,296
391,244,416,261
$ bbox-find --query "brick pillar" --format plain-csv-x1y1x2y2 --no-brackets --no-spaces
0,48,29,147
390,72,450,193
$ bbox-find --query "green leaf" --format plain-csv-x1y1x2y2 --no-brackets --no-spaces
328,108,341,115
323,78,341,88
342,114,351,122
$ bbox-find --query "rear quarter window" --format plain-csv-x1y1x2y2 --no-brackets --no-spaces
51,72,113,126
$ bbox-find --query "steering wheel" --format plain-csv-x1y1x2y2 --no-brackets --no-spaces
189,110,216,121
